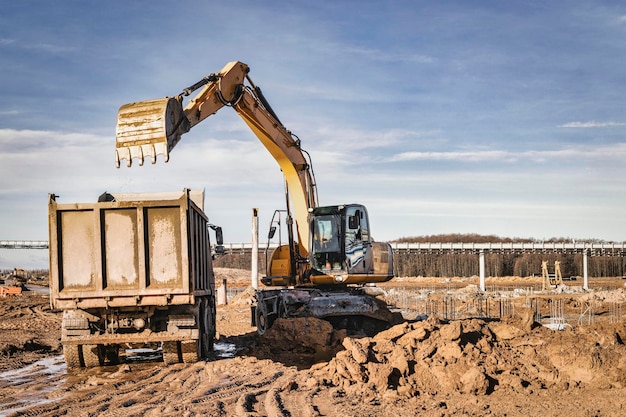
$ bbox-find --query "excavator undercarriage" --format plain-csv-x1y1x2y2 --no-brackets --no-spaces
252,286,403,336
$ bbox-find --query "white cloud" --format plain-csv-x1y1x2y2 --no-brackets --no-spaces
387,143,626,163
389,150,508,162
313,126,425,150
341,45,435,65
0,37,77,55
0,128,102,152
558,121,626,128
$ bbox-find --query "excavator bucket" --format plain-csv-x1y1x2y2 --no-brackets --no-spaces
115,97,190,167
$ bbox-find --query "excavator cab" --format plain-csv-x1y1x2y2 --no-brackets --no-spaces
308,204,393,285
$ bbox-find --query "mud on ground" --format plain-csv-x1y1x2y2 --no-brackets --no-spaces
0,269,626,416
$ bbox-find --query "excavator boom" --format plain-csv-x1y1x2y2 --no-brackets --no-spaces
115,61,393,289
115,61,317,251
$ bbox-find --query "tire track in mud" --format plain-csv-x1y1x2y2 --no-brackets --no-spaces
3,357,308,417
282,386,323,417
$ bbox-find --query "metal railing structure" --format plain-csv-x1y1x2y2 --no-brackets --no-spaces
214,241,626,291
4,240,625,254
0,240,49,249
389,241,626,256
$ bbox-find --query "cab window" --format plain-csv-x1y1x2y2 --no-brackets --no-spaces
312,216,340,253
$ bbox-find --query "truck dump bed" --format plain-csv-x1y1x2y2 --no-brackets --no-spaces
49,189,214,310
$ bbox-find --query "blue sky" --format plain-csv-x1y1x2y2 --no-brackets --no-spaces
2,1,626,268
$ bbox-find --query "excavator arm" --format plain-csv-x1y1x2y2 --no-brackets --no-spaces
115,61,317,251
116,60,393,290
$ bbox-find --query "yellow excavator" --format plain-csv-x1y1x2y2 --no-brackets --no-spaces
115,61,398,335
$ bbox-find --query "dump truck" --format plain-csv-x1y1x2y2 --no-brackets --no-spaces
48,189,221,368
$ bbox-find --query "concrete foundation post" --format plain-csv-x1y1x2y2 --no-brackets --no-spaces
217,278,227,305
251,208,259,290
479,250,486,292
583,249,589,290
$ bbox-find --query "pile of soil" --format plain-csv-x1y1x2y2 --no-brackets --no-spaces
309,314,626,398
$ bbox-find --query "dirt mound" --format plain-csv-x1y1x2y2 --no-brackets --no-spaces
227,286,256,306
214,267,258,288
309,315,626,400
245,317,346,368
580,286,626,303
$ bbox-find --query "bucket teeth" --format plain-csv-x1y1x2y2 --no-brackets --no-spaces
115,142,168,167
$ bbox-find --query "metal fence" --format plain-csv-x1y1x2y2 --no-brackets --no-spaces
385,287,623,327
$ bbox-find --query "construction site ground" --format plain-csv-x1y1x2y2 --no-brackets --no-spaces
1,268,625,416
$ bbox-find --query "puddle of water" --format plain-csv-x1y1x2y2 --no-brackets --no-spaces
24,285,50,294
126,342,239,361
214,341,237,359
0,356,66,416
124,347,162,363
0,355,65,382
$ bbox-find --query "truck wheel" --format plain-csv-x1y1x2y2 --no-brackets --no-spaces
199,299,211,359
63,344,81,369
162,341,181,364
82,344,103,367
208,296,216,350
255,303,273,336
181,340,200,363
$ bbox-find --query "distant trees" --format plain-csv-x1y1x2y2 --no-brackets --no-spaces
392,234,626,278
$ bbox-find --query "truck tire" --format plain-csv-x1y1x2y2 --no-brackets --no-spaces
255,302,273,336
207,296,216,351
162,341,181,365
82,344,103,367
199,299,211,359
181,340,200,363
63,344,81,369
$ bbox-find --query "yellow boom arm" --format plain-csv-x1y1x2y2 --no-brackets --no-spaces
115,61,318,251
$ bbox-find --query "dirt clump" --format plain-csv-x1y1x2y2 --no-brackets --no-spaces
247,317,346,368
309,315,626,403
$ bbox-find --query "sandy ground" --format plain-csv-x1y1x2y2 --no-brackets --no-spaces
0,269,625,416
